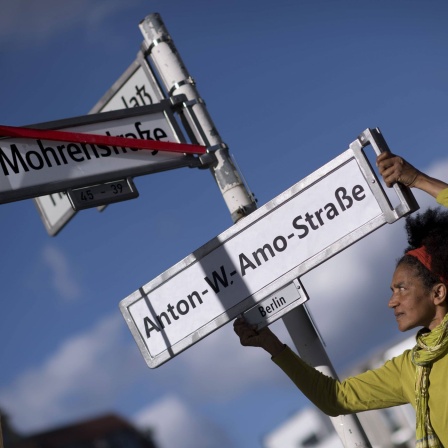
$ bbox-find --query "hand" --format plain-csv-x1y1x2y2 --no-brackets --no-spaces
233,317,285,357
376,152,420,188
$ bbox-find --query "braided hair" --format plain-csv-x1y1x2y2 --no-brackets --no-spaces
397,208,448,291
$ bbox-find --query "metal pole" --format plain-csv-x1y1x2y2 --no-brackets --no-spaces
139,13,257,223
140,13,373,447
283,305,372,446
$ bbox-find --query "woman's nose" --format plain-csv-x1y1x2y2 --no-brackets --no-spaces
388,292,398,308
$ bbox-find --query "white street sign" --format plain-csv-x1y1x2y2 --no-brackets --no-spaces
34,191,76,236
120,130,418,368
243,279,308,329
92,62,163,113
0,102,199,204
34,51,165,236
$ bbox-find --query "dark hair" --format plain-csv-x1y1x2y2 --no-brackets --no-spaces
397,208,448,289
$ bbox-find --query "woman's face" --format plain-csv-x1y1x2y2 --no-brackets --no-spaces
388,263,439,331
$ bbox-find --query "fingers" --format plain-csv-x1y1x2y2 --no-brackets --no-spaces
234,317,285,355
233,317,260,346
380,163,402,188
376,152,407,187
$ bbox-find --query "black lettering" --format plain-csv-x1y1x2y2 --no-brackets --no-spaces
0,144,28,175
304,212,319,230
258,307,266,317
187,291,203,308
252,244,275,266
121,96,129,108
79,142,91,160
135,122,152,140
144,316,160,338
25,150,44,170
37,140,61,167
136,85,153,105
335,186,353,211
204,266,229,292
167,303,179,321
315,209,325,226
292,215,309,239
105,131,120,155
129,96,139,107
176,300,189,316
239,253,257,277
352,184,366,201
273,236,287,252
124,132,139,152
55,144,68,165
135,122,158,155
157,312,170,329
66,143,84,162
324,202,339,220
112,135,128,153
49,192,64,206
84,143,99,159
153,128,168,141
97,144,112,157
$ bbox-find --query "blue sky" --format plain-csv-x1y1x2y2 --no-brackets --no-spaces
0,1,448,447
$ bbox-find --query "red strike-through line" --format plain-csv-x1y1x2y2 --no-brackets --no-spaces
0,124,207,155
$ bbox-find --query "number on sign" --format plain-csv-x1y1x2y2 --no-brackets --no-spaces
111,183,123,195
81,190,94,201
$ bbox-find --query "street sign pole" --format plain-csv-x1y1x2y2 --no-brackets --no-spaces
283,305,373,445
139,14,257,223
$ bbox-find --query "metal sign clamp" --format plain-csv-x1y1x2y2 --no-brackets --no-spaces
169,95,206,111
169,94,211,152
196,143,230,170
351,127,419,223
169,77,196,96
168,95,220,169
144,35,173,55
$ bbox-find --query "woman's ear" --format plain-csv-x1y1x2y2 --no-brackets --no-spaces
433,283,447,306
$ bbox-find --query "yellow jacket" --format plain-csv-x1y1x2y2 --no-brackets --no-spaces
273,346,448,445
436,188,448,207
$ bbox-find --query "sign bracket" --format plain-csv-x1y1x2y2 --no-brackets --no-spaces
67,178,139,210
355,127,419,222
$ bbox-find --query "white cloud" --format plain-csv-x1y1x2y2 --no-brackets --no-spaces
0,313,143,432
0,308,284,435
169,322,289,401
0,0,142,49
133,395,235,448
42,244,82,301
